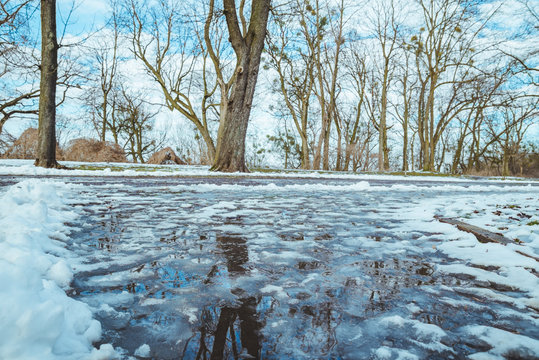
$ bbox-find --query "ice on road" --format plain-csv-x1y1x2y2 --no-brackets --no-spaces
0,170,537,359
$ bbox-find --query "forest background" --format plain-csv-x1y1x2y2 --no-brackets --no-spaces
1,0,538,176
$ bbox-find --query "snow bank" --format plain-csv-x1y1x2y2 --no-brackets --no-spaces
0,180,115,359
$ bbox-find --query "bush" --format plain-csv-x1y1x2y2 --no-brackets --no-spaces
64,138,127,163
147,147,185,165
2,128,64,160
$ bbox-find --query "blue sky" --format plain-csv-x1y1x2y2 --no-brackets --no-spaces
57,0,111,35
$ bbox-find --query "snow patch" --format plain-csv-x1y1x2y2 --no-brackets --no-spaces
0,180,115,359
134,344,151,358
464,325,539,359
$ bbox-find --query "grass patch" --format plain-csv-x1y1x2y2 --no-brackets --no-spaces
378,171,456,177
527,220,539,226
73,164,174,173
74,165,121,171
250,167,297,174
497,204,521,209
251,168,461,178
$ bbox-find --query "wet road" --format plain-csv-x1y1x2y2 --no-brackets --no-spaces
2,175,538,359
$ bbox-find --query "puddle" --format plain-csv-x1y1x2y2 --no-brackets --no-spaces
53,176,539,359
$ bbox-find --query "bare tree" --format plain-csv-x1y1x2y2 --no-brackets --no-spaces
392,47,417,172
468,98,539,176
128,0,218,163
310,0,346,170
342,45,370,171
320,0,349,171
0,1,40,136
90,8,121,142
205,0,271,172
116,88,162,163
35,0,60,168
265,0,319,169
369,0,400,171
409,0,494,171
448,66,509,174
497,102,537,176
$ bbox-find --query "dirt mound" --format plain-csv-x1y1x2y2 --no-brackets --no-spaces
2,128,63,160
64,138,127,163
147,147,185,165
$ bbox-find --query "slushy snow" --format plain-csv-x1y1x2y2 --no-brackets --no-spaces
0,180,115,359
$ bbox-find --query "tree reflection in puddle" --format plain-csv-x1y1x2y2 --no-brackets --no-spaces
79,226,462,358
66,178,539,359
186,235,262,360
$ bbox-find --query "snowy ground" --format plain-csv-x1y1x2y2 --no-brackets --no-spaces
0,160,538,359
0,158,525,182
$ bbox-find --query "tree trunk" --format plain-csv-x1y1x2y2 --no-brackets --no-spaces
211,57,259,172
343,98,363,171
451,132,466,174
0,117,7,136
312,116,326,170
101,95,107,142
300,110,310,169
402,123,408,171
322,119,331,170
401,77,409,172
335,127,342,171
410,134,415,171
137,129,144,163
210,0,270,172
422,72,438,171
379,69,389,171
35,0,59,168
502,137,510,177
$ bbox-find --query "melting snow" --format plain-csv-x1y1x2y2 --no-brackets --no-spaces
0,180,116,359
0,160,538,359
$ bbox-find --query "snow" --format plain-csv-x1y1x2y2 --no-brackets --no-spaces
374,346,393,359
1,158,537,184
381,315,406,327
376,348,419,360
1,161,538,358
260,284,289,299
0,180,116,359
88,345,118,360
133,344,150,358
464,325,539,359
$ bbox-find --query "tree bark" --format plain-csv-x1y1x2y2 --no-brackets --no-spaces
379,65,389,171
209,0,271,172
35,0,59,168
400,64,411,172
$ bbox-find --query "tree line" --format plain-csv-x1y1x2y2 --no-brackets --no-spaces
262,0,537,175
1,0,537,175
